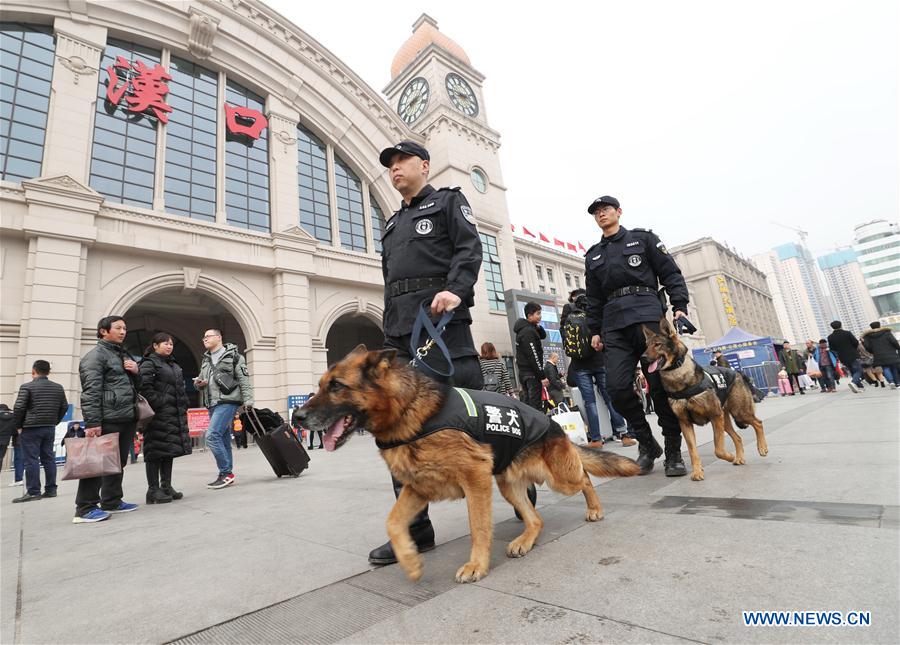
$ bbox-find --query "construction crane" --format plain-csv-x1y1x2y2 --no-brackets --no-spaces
770,221,809,244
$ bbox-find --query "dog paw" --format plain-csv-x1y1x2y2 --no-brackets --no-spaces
585,508,604,522
758,446,769,457
732,456,745,465
716,452,735,463
506,537,535,558
455,562,488,583
691,470,705,481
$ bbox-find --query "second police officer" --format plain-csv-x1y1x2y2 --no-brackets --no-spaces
369,140,485,565
583,196,689,477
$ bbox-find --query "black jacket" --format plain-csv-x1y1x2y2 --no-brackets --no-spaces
79,340,141,427
381,184,482,338
861,328,900,367
826,329,861,366
585,227,689,334
139,353,192,460
0,408,16,445
514,318,546,378
13,376,68,429
544,361,565,405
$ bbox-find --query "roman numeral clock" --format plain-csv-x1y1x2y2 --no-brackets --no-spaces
397,76,429,124
445,72,479,117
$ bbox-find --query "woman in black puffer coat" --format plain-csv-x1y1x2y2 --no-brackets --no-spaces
139,332,192,504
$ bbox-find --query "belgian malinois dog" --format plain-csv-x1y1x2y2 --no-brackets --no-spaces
299,345,641,583
642,318,769,481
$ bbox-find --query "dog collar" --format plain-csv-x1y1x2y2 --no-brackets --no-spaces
667,371,713,399
661,352,686,371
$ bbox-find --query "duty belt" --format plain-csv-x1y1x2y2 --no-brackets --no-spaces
606,285,655,300
389,276,446,297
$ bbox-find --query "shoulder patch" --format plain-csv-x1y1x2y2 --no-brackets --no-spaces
656,241,668,254
631,227,653,233
460,204,476,225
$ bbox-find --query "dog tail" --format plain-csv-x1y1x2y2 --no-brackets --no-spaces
576,446,642,478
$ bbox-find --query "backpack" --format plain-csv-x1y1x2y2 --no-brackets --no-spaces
482,361,502,393
562,309,592,359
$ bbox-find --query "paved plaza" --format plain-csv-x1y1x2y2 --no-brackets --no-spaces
1,388,898,644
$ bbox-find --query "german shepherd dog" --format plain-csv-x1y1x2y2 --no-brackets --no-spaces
642,318,769,481
299,345,641,583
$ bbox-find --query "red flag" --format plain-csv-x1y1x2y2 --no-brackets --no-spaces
578,242,586,252
554,238,565,248
539,232,550,243
522,227,536,238
567,242,577,251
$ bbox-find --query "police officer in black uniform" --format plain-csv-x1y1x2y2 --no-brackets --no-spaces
583,196,688,477
368,140,485,565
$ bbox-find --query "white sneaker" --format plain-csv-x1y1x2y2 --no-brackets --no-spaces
848,382,859,393
8,480,23,487
890,383,898,389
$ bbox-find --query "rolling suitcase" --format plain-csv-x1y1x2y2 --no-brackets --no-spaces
244,408,309,478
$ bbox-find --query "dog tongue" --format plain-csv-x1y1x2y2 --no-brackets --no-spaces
647,358,660,374
323,418,347,452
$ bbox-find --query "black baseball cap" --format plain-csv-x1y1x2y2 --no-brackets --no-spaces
379,140,430,167
587,195,620,214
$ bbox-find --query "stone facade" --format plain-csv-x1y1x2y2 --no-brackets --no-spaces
0,2,524,414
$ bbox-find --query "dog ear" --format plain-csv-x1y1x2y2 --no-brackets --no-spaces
366,349,397,375
659,317,676,338
641,324,656,343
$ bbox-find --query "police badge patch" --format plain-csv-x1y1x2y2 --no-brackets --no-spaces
415,219,433,235
460,204,476,225
628,254,642,267
656,241,668,254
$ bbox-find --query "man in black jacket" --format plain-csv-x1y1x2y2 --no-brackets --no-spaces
861,322,900,387
827,321,864,393
74,316,142,523
12,360,68,503
514,302,549,411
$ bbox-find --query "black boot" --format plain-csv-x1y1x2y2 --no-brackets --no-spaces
369,476,436,565
632,427,662,475
146,487,172,504
160,459,183,499
663,435,687,477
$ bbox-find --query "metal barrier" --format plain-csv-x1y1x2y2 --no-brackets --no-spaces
741,361,781,394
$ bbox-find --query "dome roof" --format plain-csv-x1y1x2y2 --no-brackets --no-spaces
390,14,470,79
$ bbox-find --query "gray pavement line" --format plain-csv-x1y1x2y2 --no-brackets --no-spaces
471,585,710,645
14,507,24,645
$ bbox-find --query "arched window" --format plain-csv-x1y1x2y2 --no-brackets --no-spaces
370,196,386,254
224,80,269,232
297,125,331,243
333,154,366,252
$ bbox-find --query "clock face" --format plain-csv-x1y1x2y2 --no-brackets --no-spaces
445,73,478,117
397,77,429,124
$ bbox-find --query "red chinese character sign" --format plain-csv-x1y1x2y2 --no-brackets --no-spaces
105,56,173,123
224,104,268,140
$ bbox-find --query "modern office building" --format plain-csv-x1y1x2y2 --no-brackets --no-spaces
853,219,900,318
817,249,880,333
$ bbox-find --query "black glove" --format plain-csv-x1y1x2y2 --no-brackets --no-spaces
674,316,697,335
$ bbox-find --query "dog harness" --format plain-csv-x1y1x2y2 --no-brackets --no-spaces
375,388,551,474
666,365,737,405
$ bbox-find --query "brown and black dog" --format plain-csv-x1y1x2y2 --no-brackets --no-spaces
643,318,769,481
299,345,641,583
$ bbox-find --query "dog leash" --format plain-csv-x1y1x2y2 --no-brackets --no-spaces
409,299,455,378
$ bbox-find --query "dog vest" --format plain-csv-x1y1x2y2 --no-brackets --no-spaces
375,388,551,474
667,365,737,405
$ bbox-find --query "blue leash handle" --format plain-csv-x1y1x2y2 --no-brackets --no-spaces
409,300,456,378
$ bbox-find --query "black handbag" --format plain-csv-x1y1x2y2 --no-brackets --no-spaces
213,370,239,394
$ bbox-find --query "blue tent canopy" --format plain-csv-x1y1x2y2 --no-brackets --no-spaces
707,326,768,348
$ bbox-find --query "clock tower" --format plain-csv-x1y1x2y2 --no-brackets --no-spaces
384,13,518,353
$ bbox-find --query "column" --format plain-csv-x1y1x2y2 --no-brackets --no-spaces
265,97,300,234
272,270,315,404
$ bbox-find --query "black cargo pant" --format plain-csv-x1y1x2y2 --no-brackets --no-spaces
603,322,682,444
384,333,484,535
75,421,136,517
517,373,543,411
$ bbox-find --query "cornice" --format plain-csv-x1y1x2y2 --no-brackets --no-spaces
420,109,501,151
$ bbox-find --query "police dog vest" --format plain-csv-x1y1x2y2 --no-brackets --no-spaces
375,388,551,474
668,365,737,405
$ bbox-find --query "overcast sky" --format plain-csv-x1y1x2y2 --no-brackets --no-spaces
265,0,898,259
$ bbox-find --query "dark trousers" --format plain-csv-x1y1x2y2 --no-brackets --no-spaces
518,374,543,411
75,421,135,517
145,457,173,487
21,426,57,496
234,430,248,448
384,339,484,535
603,322,682,442
819,365,836,391
787,373,804,393
308,430,323,449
